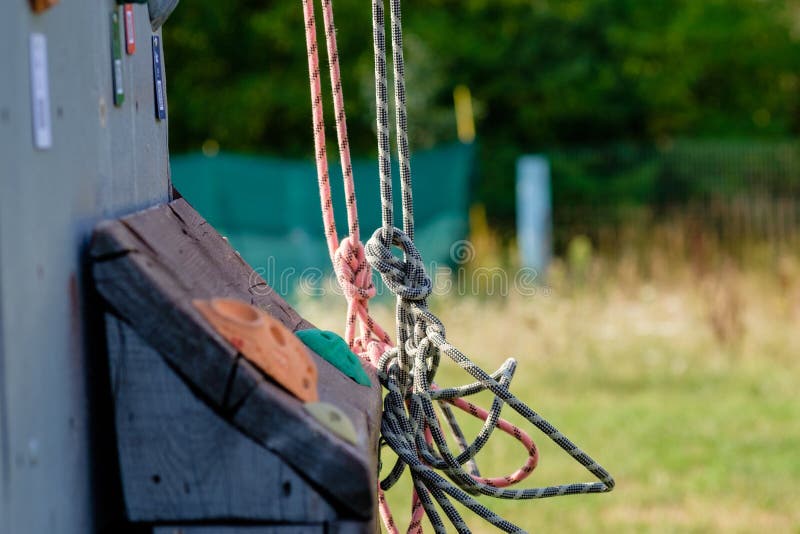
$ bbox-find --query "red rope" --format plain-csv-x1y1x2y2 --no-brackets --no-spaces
301,2,539,530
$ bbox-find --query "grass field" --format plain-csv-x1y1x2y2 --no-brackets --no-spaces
296,252,800,533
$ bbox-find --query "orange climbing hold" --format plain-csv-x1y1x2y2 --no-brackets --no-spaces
29,0,59,13
193,298,319,403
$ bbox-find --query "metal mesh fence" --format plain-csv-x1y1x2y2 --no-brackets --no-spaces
546,139,800,255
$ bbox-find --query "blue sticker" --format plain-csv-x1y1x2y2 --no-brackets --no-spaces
151,35,166,120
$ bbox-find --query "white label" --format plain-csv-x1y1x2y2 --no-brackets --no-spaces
29,33,52,150
125,9,135,48
155,79,164,111
114,60,123,96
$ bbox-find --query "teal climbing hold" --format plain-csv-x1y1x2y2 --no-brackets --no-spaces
296,329,371,387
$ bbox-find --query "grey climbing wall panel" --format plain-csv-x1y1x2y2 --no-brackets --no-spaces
0,1,171,533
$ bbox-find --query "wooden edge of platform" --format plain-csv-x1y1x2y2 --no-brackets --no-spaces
91,199,381,519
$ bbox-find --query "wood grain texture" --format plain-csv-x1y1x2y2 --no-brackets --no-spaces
106,316,338,523
151,522,368,534
91,199,381,521
152,527,323,534
327,521,376,534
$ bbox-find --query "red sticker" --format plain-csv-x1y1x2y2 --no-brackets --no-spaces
124,4,136,55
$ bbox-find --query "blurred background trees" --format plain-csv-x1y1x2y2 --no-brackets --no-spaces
164,0,800,232
162,7,800,529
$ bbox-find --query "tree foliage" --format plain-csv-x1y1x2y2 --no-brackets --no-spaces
164,0,800,226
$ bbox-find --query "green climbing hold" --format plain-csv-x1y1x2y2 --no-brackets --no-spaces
296,329,372,387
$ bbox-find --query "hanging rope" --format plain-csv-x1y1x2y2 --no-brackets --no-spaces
304,2,520,527
362,0,616,532
301,0,391,353
301,0,613,531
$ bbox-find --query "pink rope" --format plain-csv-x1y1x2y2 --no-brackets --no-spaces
301,2,540,531
302,0,390,351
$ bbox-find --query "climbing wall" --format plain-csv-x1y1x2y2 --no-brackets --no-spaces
0,1,171,532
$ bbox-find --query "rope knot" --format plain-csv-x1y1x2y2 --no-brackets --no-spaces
425,318,446,339
365,227,432,301
334,236,376,301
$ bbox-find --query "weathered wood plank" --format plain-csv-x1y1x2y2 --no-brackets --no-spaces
326,521,375,534
152,200,382,453
152,527,324,534
151,522,368,534
106,316,339,523
91,199,381,520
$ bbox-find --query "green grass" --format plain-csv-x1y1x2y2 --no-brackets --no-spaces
296,265,800,532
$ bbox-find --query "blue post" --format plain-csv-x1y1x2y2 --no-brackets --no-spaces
516,155,553,275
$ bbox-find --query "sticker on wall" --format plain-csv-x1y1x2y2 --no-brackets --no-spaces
151,35,166,120
111,12,125,107
124,5,136,55
28,33,52,150
29,0,59,13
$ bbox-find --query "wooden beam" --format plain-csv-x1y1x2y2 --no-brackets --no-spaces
152,527,324,534
106,316,338,523
92,199,381,520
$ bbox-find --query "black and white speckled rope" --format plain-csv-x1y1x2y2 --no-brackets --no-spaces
365,0,615,531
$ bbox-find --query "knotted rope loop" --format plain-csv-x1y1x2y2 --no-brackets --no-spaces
405,334,439,389
366,226,432,302
410,303,445,339
334,236,376,301
362,338,392,367
300,0,614,528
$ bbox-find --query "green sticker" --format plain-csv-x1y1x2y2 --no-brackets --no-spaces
296,329,371,387
111,11,124,106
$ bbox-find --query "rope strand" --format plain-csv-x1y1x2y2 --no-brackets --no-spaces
387,0,415,241
364,0,616,531
302,0,391,351
302,0,613,532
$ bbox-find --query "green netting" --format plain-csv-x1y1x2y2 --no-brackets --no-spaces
171,143,475,293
